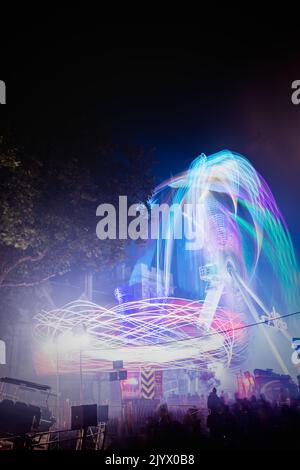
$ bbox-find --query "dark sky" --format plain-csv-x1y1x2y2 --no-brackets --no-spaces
1,17,300,253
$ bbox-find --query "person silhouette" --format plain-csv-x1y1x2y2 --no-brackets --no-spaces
207,388,222,413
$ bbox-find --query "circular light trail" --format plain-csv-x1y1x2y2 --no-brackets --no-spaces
33,297,248,374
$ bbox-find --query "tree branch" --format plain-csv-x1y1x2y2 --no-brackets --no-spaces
3,251,47,275
1,273,55,288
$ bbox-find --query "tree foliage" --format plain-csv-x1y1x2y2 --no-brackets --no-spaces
0,136,154,288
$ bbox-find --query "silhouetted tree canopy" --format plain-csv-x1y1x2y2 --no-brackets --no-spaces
0,135,154,288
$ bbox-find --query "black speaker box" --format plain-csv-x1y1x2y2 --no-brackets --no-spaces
109,371,118,381
71,404,98,430
118,370,127,380
98,405,109,423
113,360,123,370
0,400,40,435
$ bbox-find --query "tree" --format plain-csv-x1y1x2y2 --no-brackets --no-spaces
0,136,154,288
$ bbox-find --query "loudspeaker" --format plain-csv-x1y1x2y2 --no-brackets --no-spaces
71,404,98,430
0,400,40,435
109,371,118,381
113,360,123,370
98,405,109,423
118,370,127,380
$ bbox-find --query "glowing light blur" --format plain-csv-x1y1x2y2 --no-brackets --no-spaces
148,150,299,312
33,298,247,374
34,150,300,377
130,150,300,375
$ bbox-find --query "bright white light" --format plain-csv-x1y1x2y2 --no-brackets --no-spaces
87,335,224,363
41,328,90,357
74,332,90,349
33,298,246,374
42,339,56,355
124,377,139,385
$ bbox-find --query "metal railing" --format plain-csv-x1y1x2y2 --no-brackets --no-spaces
0,423,106,451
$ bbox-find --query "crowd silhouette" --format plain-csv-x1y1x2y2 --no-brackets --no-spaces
106,389,300,450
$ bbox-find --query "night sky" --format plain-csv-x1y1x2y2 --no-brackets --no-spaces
1,17,300,254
